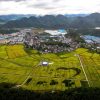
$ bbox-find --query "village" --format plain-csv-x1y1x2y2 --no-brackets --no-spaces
0,29,31,44
24,29,80,53
80,35,100,53
0,28,100,53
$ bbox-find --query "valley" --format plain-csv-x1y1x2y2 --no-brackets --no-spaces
0,44,100,91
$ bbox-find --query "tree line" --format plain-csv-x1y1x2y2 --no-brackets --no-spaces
0,82,100,100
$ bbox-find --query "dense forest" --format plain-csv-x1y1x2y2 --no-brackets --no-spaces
67,28,100,37
0,29,19,34
0,82,100,100
74,28,100,37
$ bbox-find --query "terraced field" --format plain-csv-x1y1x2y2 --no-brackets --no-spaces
0,45,100,91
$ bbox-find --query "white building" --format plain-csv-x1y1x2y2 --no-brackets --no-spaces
45,29,67,36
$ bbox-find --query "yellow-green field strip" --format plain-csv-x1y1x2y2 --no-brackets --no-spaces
76,54,90,87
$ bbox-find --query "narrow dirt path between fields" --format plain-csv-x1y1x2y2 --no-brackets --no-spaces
14,64,40,88
75,54,90,87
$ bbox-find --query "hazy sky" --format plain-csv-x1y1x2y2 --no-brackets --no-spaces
0,0,100,15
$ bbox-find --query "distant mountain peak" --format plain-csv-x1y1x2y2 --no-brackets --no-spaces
1,13,100,29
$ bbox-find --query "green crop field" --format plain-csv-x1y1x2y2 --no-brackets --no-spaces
0,44,100,91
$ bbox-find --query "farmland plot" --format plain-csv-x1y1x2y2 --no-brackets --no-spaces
0,45,100,91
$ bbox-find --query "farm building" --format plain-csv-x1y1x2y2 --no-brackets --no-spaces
40,61,49,66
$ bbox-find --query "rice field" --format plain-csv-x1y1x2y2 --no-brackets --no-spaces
0,45,100,91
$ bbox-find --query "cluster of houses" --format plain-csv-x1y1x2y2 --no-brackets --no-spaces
24,29,79,53
0,27,99,53
0,29,31,44
81,35,100,53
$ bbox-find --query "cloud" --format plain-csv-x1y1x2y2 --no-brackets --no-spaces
27,0,64,10
30,3,47,8
0,0,100,15
0,0,26,1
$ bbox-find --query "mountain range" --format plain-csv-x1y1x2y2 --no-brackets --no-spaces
1,13,100,29
0,14,34,25
0,19,6,25
0,14,34,21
